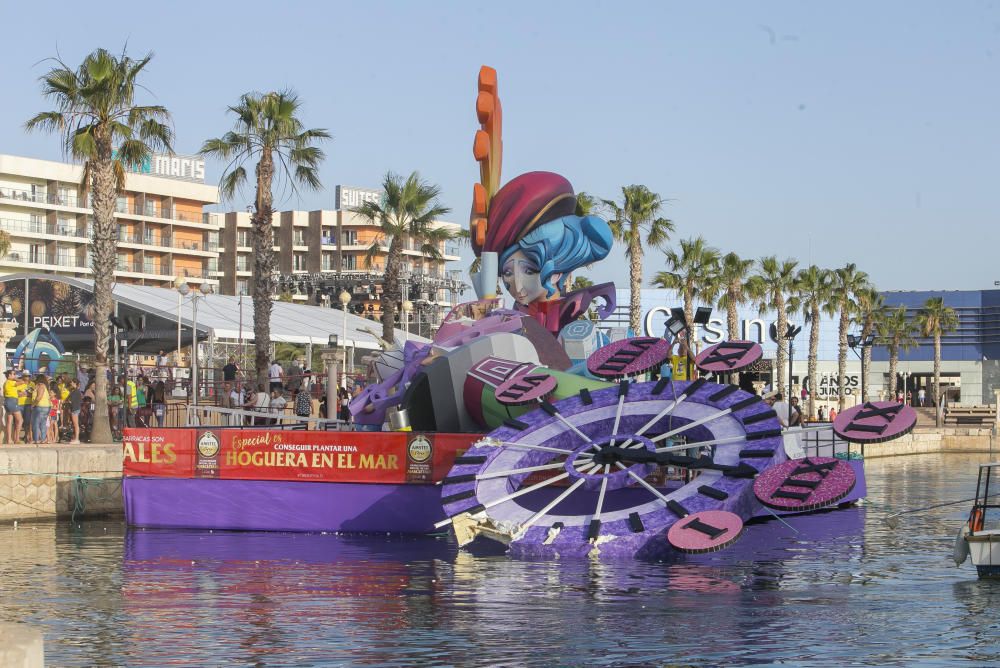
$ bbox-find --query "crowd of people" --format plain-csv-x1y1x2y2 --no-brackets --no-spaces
2,370,83,445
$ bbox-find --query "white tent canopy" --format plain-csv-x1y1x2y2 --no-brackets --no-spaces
4,273,427,351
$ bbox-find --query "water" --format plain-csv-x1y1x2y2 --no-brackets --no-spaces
2,453,1000,666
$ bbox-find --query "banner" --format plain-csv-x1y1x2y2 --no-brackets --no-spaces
123,429,476,485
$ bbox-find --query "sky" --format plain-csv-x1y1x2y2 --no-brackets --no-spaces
2,1,999,292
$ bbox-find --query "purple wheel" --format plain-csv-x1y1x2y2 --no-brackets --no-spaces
439,378,785,559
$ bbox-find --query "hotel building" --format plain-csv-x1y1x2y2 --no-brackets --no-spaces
215,186,465,337
0,153,220,288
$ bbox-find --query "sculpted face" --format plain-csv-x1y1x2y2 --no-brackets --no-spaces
501,250,550,307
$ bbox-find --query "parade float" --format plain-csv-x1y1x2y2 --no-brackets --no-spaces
122,66,917,559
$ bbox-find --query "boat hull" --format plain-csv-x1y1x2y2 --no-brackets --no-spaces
123,477,448,533
966,532,1000,577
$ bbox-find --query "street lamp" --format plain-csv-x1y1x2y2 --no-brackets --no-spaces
176,280,213,405
401,299,413,344
770,322,803,425
847,332,876,404
339,290,351,387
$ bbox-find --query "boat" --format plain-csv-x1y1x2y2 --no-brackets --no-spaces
954,462,1000,577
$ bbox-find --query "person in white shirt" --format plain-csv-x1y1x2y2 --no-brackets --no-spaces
771,392,791,428
247,384,269,425
269,389,287,423
269,360,284,392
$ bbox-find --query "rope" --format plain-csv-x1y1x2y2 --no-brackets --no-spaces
2,468,122,523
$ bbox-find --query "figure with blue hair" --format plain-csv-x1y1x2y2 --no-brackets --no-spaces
476,171,617,334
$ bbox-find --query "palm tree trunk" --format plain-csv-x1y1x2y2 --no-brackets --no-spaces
808,303,820,420
252,154,276,388
727,287,738,340
934,332,942,426
888,345,898,401
88,139,116,444
628,236,642,335
775,295,787,394
381,238,404,343
837,308,849,411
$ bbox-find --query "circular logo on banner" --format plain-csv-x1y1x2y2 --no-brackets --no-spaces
694,340,763,374
586,337,671,379
197,431,220,458
832,401,916,443
753,456,856,511
495,372,558,406
408,435,432,463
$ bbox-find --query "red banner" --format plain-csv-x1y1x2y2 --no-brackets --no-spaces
123,429,476,485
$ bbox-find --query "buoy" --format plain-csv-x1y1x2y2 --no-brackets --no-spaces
953,525,970,566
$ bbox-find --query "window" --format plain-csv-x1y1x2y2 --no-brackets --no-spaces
237,280,249,296
58,217,76,236
343,255,357,270
237,230,250,248
144,200,158,217
236,256,249,272
343,230,358,245
293,254,307,271
29,244,43,263
294,231,307,246
116,196,127,213
322,253,334,271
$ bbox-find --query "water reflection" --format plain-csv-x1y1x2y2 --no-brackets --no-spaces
2,453,1000,665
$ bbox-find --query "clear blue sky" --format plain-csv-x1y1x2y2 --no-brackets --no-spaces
2,1,998,291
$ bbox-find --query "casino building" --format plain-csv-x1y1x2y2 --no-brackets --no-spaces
603,288,1000,408
0,153,220,289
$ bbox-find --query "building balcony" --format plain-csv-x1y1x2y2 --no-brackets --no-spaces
0,186,82,208
3,252,88,269
0,217,86,239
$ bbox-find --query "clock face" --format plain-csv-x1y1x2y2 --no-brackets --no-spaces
440,378,786,560
694,340,763,374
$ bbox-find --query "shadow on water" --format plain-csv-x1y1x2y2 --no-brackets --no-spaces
3,453,1000,665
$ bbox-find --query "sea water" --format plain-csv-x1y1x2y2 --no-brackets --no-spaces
2,452,999,666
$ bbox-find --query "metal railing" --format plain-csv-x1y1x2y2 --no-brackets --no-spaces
3,252,86,267
0,217,85,238
185,404,343,430
0,186,81,208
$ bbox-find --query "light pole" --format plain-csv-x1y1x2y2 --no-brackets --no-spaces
781,323,803,425
176,280,213,405
402,299,413,344
339,290,351,388
847,332,876,405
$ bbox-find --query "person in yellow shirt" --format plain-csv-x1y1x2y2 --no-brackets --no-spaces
32,375,51,445
3,370,21,445
17,372,32,444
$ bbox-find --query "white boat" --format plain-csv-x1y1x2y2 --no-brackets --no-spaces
954,462,1000,577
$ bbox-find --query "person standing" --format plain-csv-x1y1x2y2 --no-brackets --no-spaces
20,372,33,444
772,393,791,428
829,407,838,423
287,361,303,394
269,389,287,425
32,375,51,444
294,388,312,419
918,388,926,407
3,370,21,445
222,356,240,390
151,381,167,428
268,360,284,393
68,379,83,443
817,406,826,422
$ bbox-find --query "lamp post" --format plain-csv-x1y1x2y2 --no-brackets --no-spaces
176,280,213,405
665,305,712,381
781,323,803,425
326,333,339,425
847,332,876,405
339,290,351,388
402,299,413,344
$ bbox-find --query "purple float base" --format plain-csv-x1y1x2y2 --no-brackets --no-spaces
124,477,447,534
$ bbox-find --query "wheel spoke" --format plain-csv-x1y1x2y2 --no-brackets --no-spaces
434,471,572,529
513,477,588,540
615,462,673,506
619,394,689,448
610,394,625,446
477,461,568,480
593,465,611,522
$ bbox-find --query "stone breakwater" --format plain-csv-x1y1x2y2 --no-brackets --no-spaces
0,445,122,521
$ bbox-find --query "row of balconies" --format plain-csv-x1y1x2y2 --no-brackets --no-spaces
0,217,217,253
0,185,208,225
0,251,214,278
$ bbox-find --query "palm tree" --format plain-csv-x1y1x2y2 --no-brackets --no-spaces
831,263,870,410
603,185,674,335
716,252,754,340
201,91,329,385
876,305,916,402
26,47,173,443
788,265,835,419
355,172,454,343
652,236,721,347
915,297,959,421
574,192,597,217
746,256,798,394
854,287,884,402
